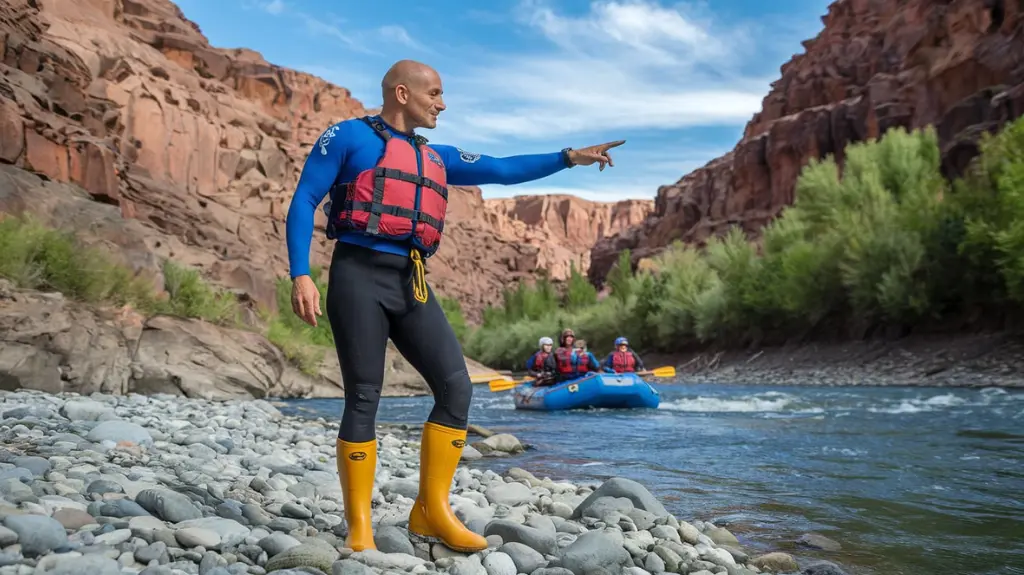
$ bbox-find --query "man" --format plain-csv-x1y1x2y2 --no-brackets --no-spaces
603,336,646,373
543,328,579,383
572,339,600,376
285,59,625,553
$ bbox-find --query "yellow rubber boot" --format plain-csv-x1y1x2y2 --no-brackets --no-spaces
408,422,488,552
336,439,377,551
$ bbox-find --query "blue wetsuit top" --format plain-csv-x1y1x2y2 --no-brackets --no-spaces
286,115,570,278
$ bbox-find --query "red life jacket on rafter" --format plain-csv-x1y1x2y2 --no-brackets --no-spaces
554,348,575,375
326,116,449,257
575,351,591,373
532,351,550,370
611,351,636,373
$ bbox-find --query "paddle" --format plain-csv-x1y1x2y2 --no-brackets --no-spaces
487,366,676,392
638,366,676,378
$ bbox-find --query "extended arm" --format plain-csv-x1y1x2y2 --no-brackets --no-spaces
632,351,646,372
602,354,615,373
286,123,349,278
435,145,569,186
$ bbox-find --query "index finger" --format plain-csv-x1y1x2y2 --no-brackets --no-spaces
601,140,626,150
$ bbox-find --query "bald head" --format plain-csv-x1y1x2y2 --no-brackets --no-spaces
379,59,446,130
382,60,439,100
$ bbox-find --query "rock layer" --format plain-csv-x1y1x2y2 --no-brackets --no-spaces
590,0,1024,283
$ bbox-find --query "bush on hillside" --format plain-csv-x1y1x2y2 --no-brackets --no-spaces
439,296,468,343
267,268,334,374
0,214,241,325
461,118,1024,369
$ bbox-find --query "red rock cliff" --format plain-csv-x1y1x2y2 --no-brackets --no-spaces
0,0,648,321
589,0,1024,283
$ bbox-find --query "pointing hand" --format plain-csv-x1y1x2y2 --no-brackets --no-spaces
568,140,626,171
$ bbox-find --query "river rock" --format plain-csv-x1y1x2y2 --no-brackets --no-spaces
2,514,67,556
799,533,842,551
559,530,633,575
571,478,668,519
752,551,799,572
802,560,850,575
136,489,202,522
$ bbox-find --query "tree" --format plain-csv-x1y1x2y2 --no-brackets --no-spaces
438,296,468,343
607,249,634,304
564,260,597,309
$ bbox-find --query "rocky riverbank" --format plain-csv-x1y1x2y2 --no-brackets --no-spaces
654,332,1024,389
0,390,846,575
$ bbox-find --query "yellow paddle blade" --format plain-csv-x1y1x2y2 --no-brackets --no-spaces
488,375,534,392
488,379,517,392
470,372,503,384
642,366,676,378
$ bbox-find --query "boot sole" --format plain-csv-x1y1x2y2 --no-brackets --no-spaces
408,529,488,553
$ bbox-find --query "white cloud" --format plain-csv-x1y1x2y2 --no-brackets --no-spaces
263,0,285,15
378,25,430,53
432,0,772,143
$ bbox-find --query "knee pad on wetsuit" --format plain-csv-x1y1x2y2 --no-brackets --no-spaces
430,368,472,428
339,382,383,441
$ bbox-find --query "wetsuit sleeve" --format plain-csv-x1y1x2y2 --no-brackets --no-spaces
633,352,646,371
602,354,615,373
434,145,567,186
588,353,600,372
286,122,350,278
525,352,538,373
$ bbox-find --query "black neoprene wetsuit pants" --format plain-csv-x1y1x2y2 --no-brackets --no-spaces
326,242,473,443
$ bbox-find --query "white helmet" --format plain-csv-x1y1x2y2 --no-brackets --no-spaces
538,336,554,347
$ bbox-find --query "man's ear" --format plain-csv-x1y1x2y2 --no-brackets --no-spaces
395,85,409,105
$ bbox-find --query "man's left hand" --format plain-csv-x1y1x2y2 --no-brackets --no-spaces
568,140,626,171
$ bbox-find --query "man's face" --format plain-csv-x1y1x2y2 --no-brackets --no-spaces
402,70,446,129
618,344,628,352
542,344,553,353
564,335,575,346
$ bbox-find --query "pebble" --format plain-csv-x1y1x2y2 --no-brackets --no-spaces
0,390,825,575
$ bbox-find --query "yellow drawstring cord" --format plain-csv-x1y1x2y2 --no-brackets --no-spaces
411,249,428,303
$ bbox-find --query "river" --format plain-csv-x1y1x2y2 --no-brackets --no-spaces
278,382,1024,575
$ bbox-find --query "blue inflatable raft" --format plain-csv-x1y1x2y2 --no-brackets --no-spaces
512,372,660,411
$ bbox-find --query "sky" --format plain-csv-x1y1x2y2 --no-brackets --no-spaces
173,0,833,202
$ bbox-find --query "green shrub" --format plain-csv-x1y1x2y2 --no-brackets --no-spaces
439,296,468,343
161,261,240,325
265,268,333,374
0,215,157,309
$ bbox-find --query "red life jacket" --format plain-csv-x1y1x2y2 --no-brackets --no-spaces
532,351,549,370
611,351,636,373
575,351,591,373
327,117,449,257
554,347,575,375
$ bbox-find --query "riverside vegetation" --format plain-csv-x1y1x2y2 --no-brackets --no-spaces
461,117,1024,370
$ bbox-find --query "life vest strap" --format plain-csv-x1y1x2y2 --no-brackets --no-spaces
342,201,444,234
372,167,448,199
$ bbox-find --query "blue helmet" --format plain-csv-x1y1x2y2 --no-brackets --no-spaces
614,337,628,346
